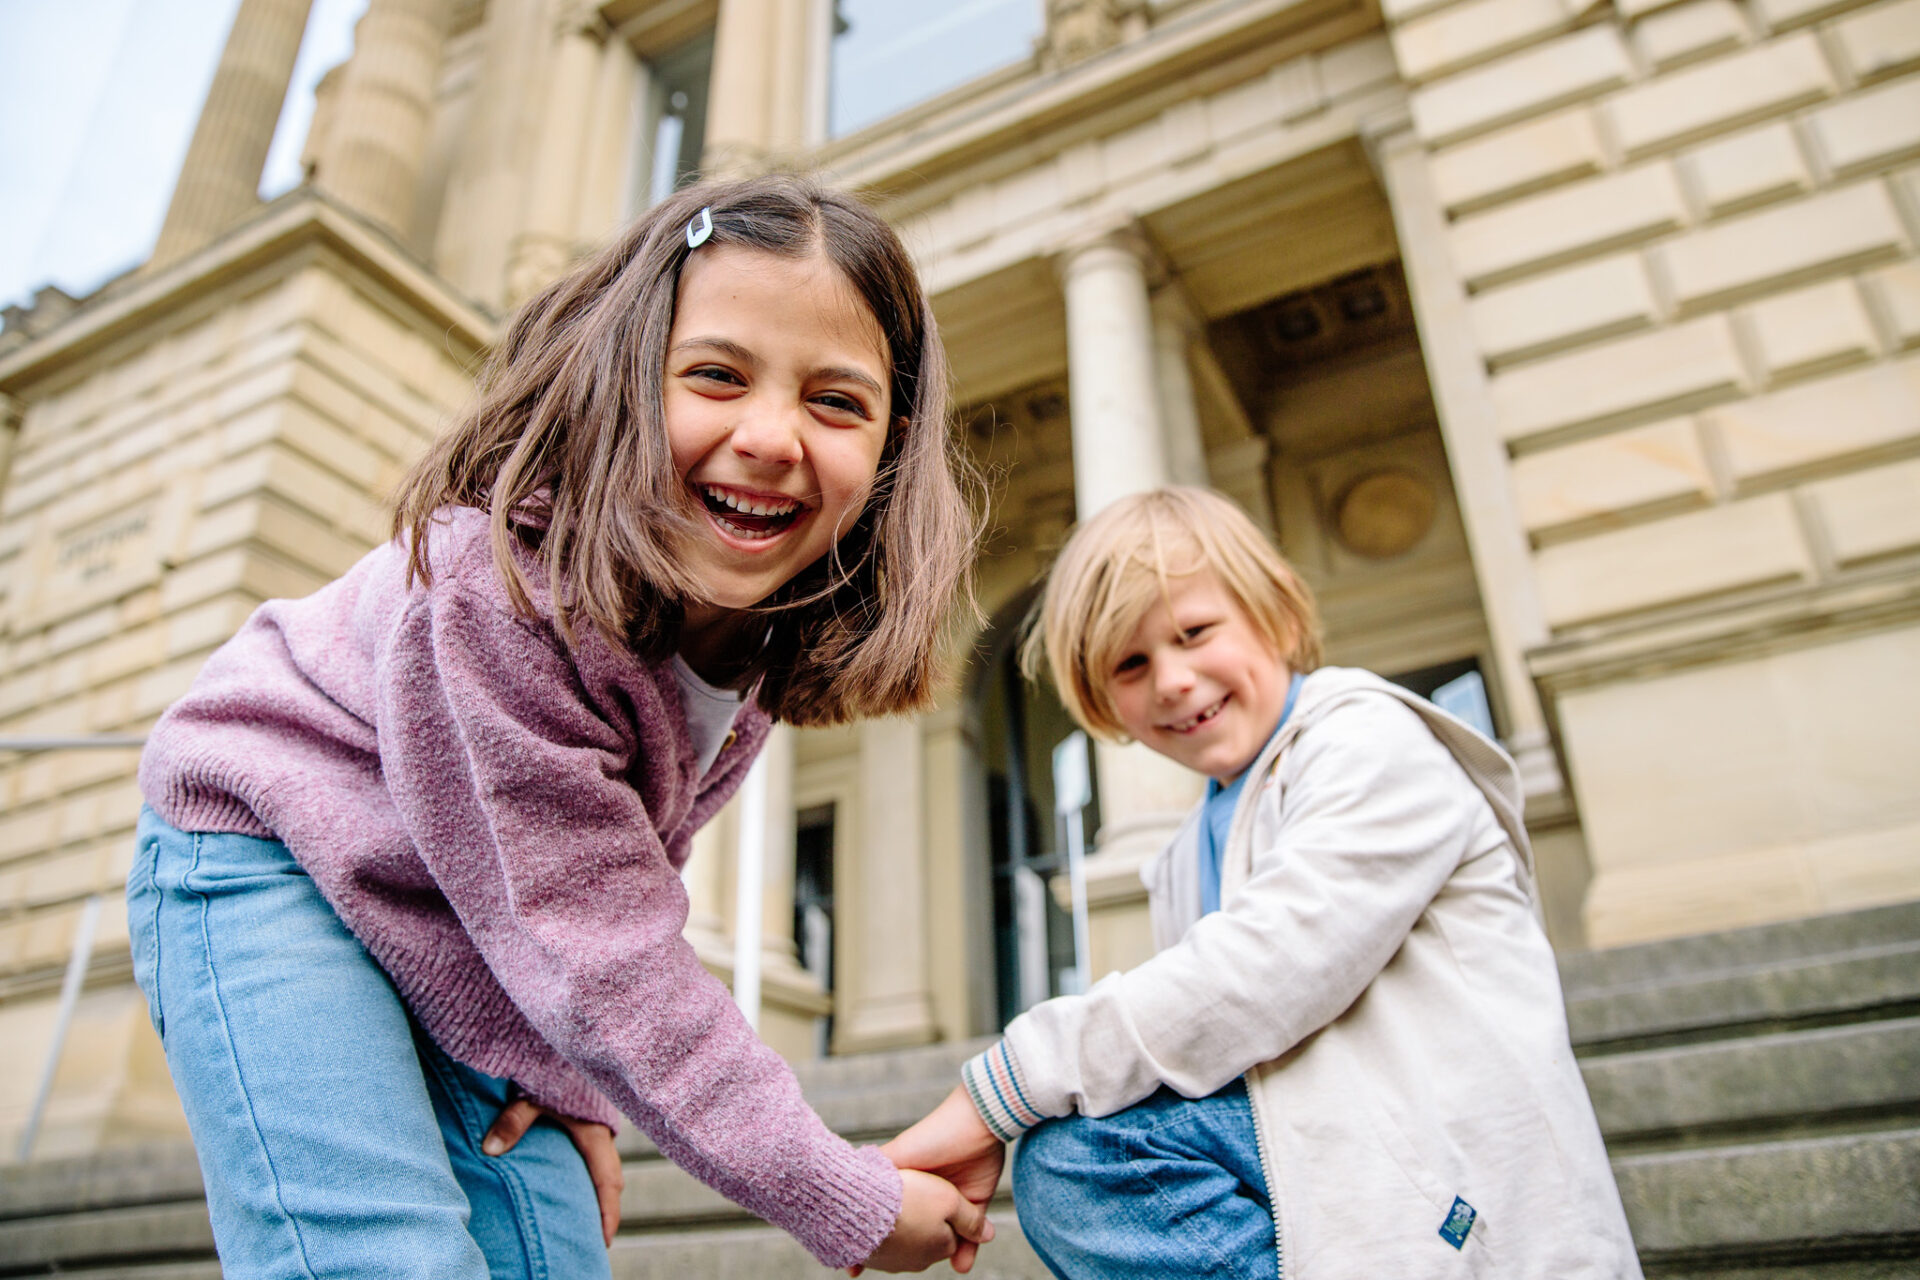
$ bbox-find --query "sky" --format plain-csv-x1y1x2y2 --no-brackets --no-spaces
0,0,367,317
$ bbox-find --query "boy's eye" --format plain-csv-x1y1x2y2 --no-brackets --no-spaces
1179,623,1213,642
1113,653,1147,676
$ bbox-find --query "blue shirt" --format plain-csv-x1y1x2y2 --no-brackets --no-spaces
1199,673,1304,915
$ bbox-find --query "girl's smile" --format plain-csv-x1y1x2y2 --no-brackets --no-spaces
663,244,892,648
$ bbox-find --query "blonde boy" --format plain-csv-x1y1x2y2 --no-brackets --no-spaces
883,488,1640,1278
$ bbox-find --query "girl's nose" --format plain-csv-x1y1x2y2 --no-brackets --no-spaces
730,402,805,466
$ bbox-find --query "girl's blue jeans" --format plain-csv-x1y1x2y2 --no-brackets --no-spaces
1013,1079,1279,1280
127,807,610,1280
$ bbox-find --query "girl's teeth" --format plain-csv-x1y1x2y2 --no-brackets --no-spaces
704,485,798,517
1173,700,1224,731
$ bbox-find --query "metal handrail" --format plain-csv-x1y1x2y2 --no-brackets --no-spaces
0,735,146,752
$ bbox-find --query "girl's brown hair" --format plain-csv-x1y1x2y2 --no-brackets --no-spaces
1022,487,1323,740
392,175,979,725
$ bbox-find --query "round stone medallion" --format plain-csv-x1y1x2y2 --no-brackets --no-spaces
1333,469,1436,559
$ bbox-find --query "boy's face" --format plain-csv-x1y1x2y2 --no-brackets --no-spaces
1107,571,1293,786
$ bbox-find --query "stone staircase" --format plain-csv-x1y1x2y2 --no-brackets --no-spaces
4,902,1917,1277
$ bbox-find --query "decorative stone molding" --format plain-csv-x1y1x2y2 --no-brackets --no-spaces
1043,0,1148,69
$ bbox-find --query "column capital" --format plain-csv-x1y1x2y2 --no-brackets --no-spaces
554,0,610,42
1053,222,1165,291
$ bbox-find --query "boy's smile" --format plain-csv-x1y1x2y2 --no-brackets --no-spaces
663,244,892,650
1108,571,1294,785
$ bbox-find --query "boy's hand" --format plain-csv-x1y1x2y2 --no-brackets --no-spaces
883,1086,1006,1210
484,1098,625,1245
855,1085,1006,1274
856,1169,994,1274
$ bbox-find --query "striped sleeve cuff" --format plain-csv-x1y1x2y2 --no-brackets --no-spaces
961,1040,1046,1142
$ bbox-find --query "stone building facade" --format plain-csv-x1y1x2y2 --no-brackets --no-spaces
1,0,1915,1163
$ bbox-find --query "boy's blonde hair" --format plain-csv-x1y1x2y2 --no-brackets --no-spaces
1022,487,1323,740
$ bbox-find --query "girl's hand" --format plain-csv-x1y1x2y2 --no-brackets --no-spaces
484,1098,625,1246
854,1169,993,1275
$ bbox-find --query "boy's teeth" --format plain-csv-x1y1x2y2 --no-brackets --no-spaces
704,485,798,517
1171,700,1225,731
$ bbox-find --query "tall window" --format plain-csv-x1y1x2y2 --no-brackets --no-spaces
794,803,837,1057
635,31,713,210
829,0,1043,137
978,603,1102,1028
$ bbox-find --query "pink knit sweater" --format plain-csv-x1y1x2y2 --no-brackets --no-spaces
138,506,901,1267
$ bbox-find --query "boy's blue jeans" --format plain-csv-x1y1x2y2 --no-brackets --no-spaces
1013,1079,1279,1279
127,808,610,1280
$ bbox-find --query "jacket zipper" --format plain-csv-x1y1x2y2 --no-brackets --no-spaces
1244,1063,1286,1280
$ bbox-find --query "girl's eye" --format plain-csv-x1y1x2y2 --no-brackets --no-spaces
1113,653,1147,677
813,391,872,419
686,365,743,387
1179,623,1214,642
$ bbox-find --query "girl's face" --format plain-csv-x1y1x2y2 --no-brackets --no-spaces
663,244,892,645
1106,570,1293,785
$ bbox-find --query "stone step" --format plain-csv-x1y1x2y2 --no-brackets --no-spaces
1559,901,1920,994
1583,1016,1920,1148
1619,1127,1920,1267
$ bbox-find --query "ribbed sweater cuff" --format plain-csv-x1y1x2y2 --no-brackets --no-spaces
792,1142,903,1268
961,1040,1045,1142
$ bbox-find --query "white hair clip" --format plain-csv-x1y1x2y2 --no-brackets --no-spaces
686,207,713,248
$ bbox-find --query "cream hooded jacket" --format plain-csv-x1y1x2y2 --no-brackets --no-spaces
969,668,1641,1278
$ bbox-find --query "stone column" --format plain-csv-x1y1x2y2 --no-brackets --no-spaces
317,0,451,242
704,0,830,175
1058,228,1206,874
1060,229,1174,510
148,0,315,272
1150,288,1212,489
1369,125,1558,789
506,4,606,304
751,726,801,966
835,717,938,1051
571,37,642,244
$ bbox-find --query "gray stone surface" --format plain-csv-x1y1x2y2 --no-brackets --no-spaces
7,904,1919,1277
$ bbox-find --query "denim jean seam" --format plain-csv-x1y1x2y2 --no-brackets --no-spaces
421,1040,551,1280
184,831,322,1280
131,832,165,1037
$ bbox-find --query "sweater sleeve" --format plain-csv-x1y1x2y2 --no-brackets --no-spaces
998,693,1497,1124
377,584,900,1268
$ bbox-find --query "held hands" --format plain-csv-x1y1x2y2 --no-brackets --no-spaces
856,1169,995,1274
853,1085,1009,1275
484,1099,625,1246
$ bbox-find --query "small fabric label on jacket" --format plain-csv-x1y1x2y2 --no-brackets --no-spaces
1439,1197,1477,1249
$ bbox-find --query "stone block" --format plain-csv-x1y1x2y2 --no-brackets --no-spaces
1751,0,1877,28
1492,314,1746,444
1468,252,1661,365
1707,355,1920,486
1682,122,1815,217
1868,260,1920,347
1429,106,1607,213
1389,0,1573,83
1409,26,1634,146
1318,34,1398,99
1533,493,1811,626
1745,278,1879,380
1831,0,1920,83
1510,416,1715,533
1805,457,1920,563
1659,181,1909,311
1450,163,1688,287
1603,34,1836,160
1806,78,1920,178
1634,0,1750,70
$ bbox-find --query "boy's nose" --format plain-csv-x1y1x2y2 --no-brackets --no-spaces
1153,656,1195,702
